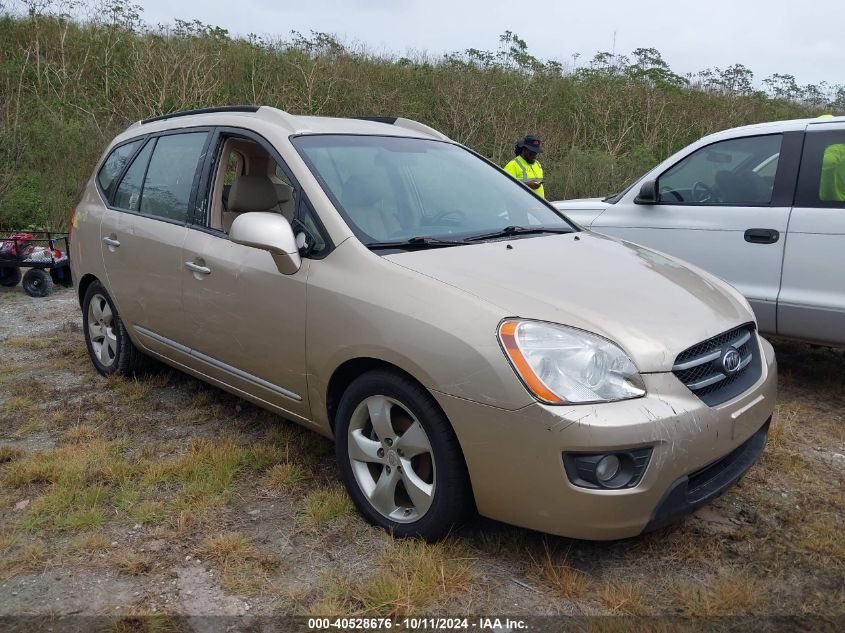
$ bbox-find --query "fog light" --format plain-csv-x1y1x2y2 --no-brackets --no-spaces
595,455,620,483
563,448,653,490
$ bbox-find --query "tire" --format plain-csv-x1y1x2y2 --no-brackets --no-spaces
0,266,21,287
82,280,146,376
50,265,73,287
335,369,473,540
22,268,53,297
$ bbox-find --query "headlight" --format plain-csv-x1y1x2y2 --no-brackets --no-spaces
498,320,646,404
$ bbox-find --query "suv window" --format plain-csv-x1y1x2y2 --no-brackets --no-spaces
98,140,142,196
293,135,568,244
113,141,154,211
658,135,782,205
139,132,208,222
796,130,845,207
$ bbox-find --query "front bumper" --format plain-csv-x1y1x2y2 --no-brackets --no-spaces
434,335,777,540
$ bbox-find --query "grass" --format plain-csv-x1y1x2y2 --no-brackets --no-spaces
598,582,650,615
265,462,308,490
300,486,354,528
115,552,153,576
528,541,590,600
314,537,477,616
4,396,34,414
198,532,277,595
70,531,112,554
0,541,47,581
0,299,843,618
673,570,764,616
0,445,23,463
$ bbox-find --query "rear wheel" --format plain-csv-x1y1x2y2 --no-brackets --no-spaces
334,370,473,540
0,266,21,287
22,268,53,297
82,281,145,376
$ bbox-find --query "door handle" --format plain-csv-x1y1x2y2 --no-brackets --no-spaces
185,261,211,275
102,236,121,247
744,228,779,244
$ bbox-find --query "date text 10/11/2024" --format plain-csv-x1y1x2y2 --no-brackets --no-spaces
307,617,529,630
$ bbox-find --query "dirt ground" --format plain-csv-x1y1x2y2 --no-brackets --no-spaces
0,285,843,630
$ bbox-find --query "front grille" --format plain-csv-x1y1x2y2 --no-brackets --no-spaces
672,323,762,406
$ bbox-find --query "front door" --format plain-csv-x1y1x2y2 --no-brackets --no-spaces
178,129,311,422
592,133,799,333
779,124,845,345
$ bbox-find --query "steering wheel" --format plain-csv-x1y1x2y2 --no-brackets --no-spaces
691,181,717,203
659,186,684,203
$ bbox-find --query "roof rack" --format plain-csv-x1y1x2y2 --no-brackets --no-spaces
355,116,399,125
141,105,261,125
354,116,449,141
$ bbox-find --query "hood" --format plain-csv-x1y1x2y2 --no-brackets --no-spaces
552,198,609,227
385,232,753,373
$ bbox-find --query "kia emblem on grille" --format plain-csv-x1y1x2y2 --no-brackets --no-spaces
721,347,742,375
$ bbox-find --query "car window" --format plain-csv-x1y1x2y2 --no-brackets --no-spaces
113,141,154,212
293,135,570,243
658,135,782,205
796,131,845,207
295,197,329,257
224,151,243,186
139,132,208,222
98,140,142,196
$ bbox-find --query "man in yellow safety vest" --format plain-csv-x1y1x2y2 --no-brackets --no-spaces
504,135,545,198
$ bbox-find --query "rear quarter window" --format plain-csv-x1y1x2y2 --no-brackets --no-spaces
97,140,142,196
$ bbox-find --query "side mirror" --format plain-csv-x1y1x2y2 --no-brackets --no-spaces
634,180,659,205
229,212,302,275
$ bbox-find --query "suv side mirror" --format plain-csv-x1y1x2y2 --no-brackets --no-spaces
229,212,302,275
634,180,659,205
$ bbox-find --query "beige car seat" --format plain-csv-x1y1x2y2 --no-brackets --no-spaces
341,174,401,240
223,175,280,233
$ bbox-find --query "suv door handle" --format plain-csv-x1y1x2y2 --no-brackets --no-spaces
744,228,780,244
185,261,211,275
102,236,120,248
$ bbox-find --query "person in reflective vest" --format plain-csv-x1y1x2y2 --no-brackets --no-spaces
504,135,545,198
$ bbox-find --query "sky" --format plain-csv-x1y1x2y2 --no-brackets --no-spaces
113,0,843,88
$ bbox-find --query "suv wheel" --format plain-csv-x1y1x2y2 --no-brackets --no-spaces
82,281,145,376
335,370,472,540
22,269,53,297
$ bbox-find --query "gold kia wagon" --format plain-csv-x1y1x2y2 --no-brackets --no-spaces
71,106,777,540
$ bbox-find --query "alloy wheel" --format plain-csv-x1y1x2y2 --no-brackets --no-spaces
87,293,117,367
347,395,436,523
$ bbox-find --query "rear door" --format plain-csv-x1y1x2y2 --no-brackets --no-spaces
778,124,845,345
592,133,802,333
100,130,211,350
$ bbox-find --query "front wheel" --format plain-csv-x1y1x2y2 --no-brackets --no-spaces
82,281,145,376
334,370,473,540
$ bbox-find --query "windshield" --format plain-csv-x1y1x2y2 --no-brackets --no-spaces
292,135,574,245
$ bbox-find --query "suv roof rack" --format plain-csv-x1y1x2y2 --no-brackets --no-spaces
355,116,399,125
141,105,261,125
354,116,449,141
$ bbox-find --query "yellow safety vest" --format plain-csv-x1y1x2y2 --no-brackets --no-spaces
820,143,845,202
504,156,544,198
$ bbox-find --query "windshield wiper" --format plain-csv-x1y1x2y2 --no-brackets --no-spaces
367,236,466,250
463,225,572,243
